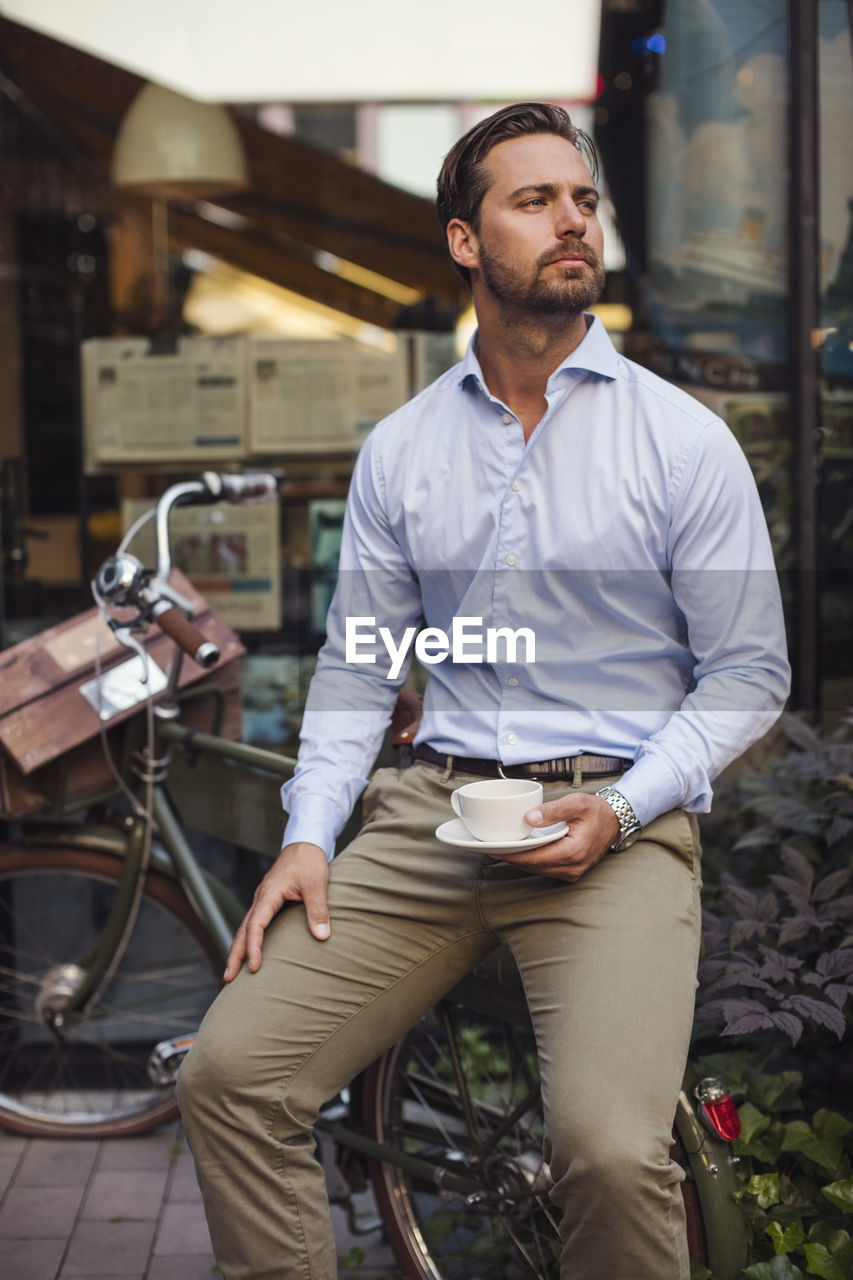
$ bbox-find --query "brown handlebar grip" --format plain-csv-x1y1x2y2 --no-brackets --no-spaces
155,607,220,668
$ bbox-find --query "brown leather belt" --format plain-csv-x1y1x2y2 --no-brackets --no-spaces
414,743,631,781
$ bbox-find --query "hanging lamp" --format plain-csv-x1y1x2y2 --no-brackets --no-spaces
111,82,248,198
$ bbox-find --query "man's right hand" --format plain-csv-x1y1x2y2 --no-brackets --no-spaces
223,841,330,981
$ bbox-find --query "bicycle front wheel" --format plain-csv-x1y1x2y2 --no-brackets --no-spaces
0,843,221,1137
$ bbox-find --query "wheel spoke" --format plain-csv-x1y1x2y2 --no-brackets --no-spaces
0,848,220,1135
365,1005,561,1279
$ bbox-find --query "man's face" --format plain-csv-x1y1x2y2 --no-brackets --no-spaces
466,133,606,315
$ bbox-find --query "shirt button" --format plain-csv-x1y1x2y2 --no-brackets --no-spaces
501,413,513,424
508,675,519,687
506,732,518,745
505,553,517,566
511,481,521,492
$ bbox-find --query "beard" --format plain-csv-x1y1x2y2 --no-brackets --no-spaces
478,239,605,316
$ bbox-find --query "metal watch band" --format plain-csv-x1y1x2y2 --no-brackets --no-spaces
596,786,643,852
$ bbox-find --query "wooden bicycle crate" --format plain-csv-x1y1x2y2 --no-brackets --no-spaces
0,571,246,818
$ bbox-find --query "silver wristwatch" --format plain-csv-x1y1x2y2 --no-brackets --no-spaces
596,787,643,852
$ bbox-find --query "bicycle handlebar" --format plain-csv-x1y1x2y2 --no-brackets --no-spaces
205,472,280,504
153,604,220,668
95,471,281,667
155,471,281,585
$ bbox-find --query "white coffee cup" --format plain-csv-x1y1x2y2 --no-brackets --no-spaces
450,777,544,842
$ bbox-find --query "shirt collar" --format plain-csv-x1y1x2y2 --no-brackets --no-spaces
458,313,621,393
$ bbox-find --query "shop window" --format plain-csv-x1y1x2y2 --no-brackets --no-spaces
599,0,853,722
817,0,853,716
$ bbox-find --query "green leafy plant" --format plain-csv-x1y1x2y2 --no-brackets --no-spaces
693,1051,853,1279
694,713,853,1277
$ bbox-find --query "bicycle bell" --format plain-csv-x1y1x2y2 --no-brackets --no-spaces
95,552,146,606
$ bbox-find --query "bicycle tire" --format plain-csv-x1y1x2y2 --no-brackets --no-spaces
363,1004,708,1280
0,843,221,1138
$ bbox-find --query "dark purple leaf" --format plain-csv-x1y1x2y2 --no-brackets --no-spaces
822,894,853,921
756,964,799,986
720,999,777,1037
768,875,811,909
825,983,852,1010
782,994,847,1039
723,1010,777,1037
766,1011,804,1044
758,946,804,982
724,885,761,915
816,949,853,979
826,816,853,846
733,826,777,851
693,998,731,1023
778,915,820,945
757,893,780,922
781,846,816,887
730,920,772,947
813,869,852,902
704,972,779,996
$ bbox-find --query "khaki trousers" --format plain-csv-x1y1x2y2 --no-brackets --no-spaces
178,761,702,1280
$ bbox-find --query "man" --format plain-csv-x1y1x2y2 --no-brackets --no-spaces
178,103,790,1279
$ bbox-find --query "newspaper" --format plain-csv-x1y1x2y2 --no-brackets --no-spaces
249,339,407,453
83,335,247,467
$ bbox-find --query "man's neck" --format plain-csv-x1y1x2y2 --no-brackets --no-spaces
473,301,590,437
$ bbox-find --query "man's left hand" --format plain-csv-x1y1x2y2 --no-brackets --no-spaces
497,792,621,881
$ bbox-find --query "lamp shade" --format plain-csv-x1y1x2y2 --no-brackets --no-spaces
112,82,248,197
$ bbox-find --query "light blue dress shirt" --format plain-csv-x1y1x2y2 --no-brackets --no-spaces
281,316,790,859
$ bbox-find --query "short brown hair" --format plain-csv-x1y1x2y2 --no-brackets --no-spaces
436,102,599,286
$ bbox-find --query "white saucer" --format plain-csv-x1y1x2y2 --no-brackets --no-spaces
435,818,569,852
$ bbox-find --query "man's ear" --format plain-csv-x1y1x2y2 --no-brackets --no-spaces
446,218,479,274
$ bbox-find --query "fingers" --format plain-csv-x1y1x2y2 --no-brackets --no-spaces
223,925,248,982
499,834,590,881
501,791,622,882
222,842,330,980
301,871,331,941
245,893,283,973
222,893,280,982
524,793,584,827
526,792,619,843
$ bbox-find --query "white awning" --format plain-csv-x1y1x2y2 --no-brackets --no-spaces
2,0,601,103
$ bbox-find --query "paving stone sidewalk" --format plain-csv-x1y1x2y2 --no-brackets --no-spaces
0,1122,398,1280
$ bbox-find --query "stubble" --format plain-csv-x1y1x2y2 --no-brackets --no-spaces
478,240,606,317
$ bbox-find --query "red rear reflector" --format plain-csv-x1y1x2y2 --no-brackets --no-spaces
694,1078,741,1141
700,1096,741,1141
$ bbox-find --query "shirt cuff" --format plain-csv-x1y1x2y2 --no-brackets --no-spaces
280,792,344,864
609,752,706,828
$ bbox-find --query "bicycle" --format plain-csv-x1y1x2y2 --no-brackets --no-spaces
0,472,748,1279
